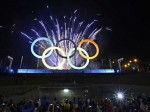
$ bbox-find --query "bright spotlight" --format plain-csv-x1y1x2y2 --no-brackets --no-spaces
63,89,69,93
117,92,124,100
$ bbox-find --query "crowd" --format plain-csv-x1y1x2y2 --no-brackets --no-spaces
0,93,150,112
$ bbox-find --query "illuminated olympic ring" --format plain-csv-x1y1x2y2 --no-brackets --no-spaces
56,38,77,59
31,37,54,58
31,37,100,70
78,39,99,59
67,48,89,69
42,47,66,70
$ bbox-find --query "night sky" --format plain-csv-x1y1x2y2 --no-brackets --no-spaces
0,0,150,67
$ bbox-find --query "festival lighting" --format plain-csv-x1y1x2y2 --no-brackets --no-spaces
21,10,102,70
31,37,54,58
78,39,99,59
56,38,77,58
22,10,101,69
31,38,99,70
67,48,90,69
42,47,66,70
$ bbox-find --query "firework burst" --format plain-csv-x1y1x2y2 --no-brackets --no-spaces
21,10,102,70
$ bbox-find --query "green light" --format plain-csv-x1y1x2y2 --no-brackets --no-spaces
67,48,89,69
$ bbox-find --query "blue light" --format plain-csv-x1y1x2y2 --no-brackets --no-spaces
132,66,136,70
117,92,124,100
31,37,54,58
17,69,115,73
8,68,14,74
116,70,120,73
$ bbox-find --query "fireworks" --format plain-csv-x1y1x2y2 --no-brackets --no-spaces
21,10,101,70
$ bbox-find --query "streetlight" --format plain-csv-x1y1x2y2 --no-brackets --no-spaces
117,58,124,72
109,59,112,69
101,59,105,66
134,59,138,62
20,56,23,68
129,60,132,63
7,56,13,69
133,58,139,71
124,64,128,68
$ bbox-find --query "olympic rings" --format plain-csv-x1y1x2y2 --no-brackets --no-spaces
42,47,66,70
31,37,100,70
78,39,99,59
31,37,54,58
67,48,90,69
56,38,77,59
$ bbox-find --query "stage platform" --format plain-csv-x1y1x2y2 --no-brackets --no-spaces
17,69,115,73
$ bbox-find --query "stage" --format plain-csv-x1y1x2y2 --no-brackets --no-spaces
17,69,115,73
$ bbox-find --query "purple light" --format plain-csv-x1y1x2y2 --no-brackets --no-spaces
21,11,102,69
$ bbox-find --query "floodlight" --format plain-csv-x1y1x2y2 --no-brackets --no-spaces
63,89,69,93
117,92,124,100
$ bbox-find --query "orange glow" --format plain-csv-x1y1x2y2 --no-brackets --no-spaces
134,59,138,62
124,64,128,68
78,39,99,59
